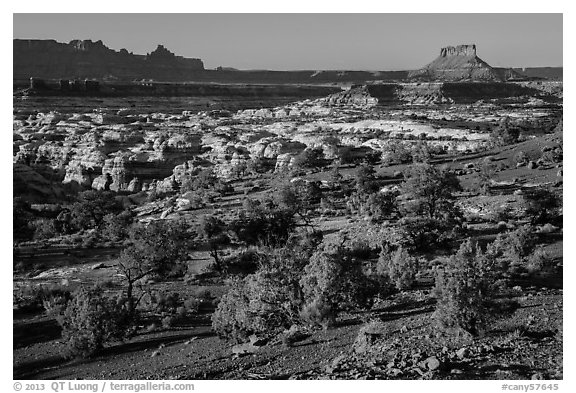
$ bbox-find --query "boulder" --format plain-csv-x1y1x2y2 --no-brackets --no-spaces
424,356,441,371
232,342,259,356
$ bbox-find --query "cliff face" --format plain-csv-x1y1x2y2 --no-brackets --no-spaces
322,81,551,107
13,39,204,81
409,44,503,82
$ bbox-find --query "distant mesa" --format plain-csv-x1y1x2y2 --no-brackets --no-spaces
12,39,561,85
13,39,204,81
408,44,524,82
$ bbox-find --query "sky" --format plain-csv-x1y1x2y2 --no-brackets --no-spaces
13,13,563,71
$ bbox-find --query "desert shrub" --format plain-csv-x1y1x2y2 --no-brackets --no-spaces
522,187,561,225
506,225,538,259
487,205,515,224
43,291,73,322
230,199,296,247
116,219,192,316
277,179,322,214
101,210,134,242
411,140,433,163
526,247,555,274
198,215,230,272
477,158,496,195
147,290,182,315
299,245,377,326
292,147,325,169
215,181,234,196
191,167,217,189
299,298,335,328
540,146,563,164
179,190,206,209
490,117,520,146
211,238,316,341
488,225,538,269
123,219,192,279
361,190,399,222
381,140,413,166
221,248,264,275
355,163,377,194
52,287,133,358
69,190,123,231
513,150,528,165
400,163,462,221
397,216,461,252
433,240,518,336
13,283,71,313
147,290,197,329
211,278,251,341
212,267,302,342
31,218,59,240
183,288,214,313
183,297,202,314
347,238,374,259
81,232,99,248
378,246,419,290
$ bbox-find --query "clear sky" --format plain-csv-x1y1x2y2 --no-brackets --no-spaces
13,13,562,71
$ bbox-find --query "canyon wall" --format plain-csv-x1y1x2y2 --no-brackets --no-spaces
14,39,204,81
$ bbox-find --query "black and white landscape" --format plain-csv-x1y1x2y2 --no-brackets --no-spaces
13,13,563,380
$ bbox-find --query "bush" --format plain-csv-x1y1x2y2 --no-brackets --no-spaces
522,188,561,225
292,147,325,169
397,216,460,252
400,163,462,221
212,242,313,341
491,117,520,146
514,151,528,166
101,210,134,242
31,218,59,240
347,238,374,259
488,225,538,269
122,219,192,280
378,246,419,290
198,215,230,272
277,180,322,214
212,265,303,342
70,190,123,231
362,191,399,222
51,287,133,358
381,140,413,166
355,163,377,194
230,199,296,247
147,290,182,315
221,248,263,275
13,283,71,312
299,245,377,325
477,158,496,195
299,298,335,328
540,147,562,164
433,240,517,336
526,247,555,274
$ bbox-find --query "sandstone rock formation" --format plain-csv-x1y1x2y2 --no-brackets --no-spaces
321,81,547,107
13,39,204,81
408,44,502,82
